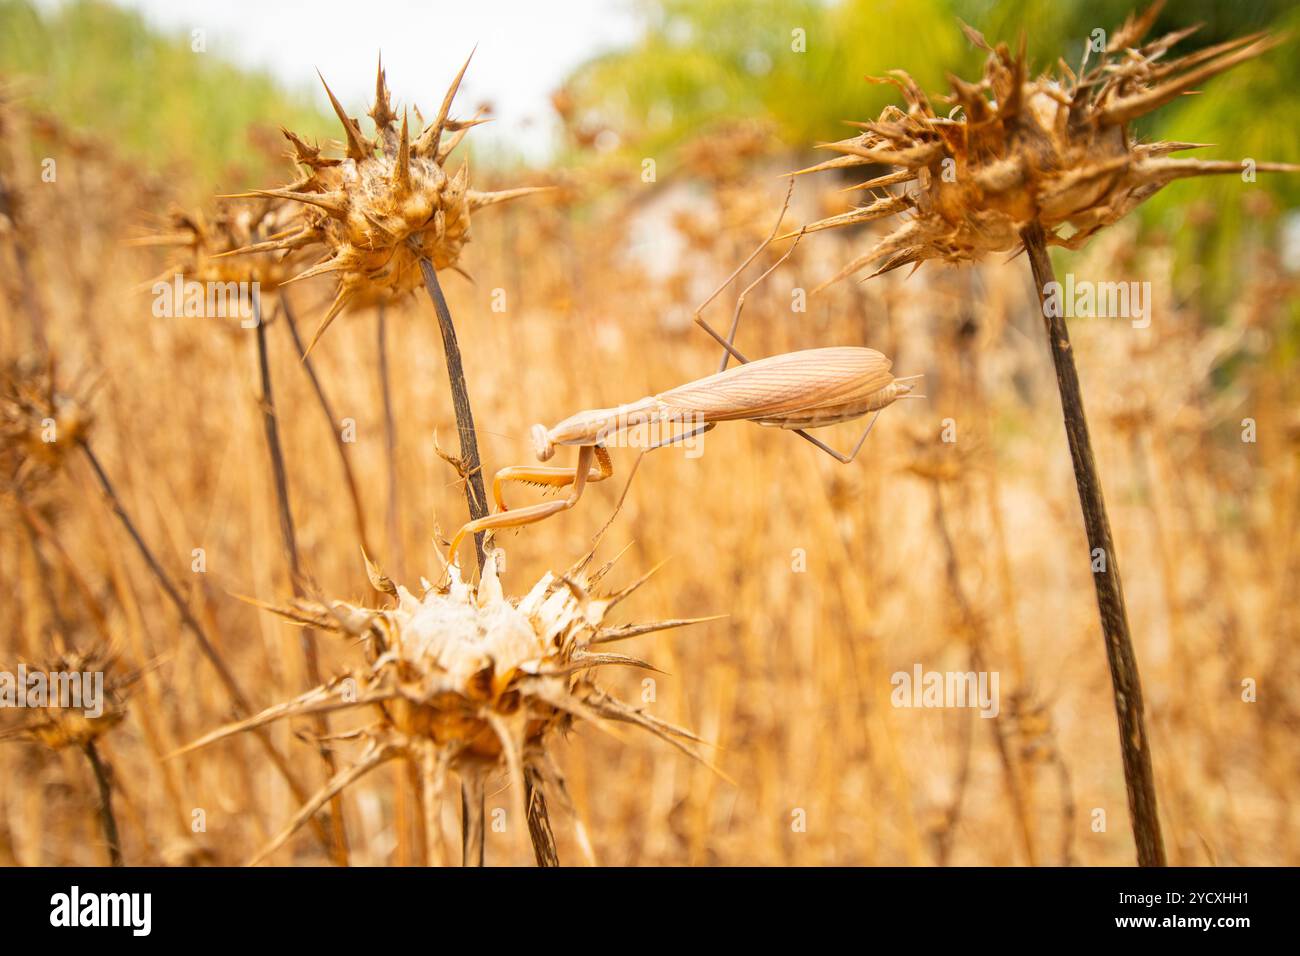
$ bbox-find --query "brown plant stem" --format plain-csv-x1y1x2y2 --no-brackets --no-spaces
77,439,332,853
416,746,443,867
1020,221,1166,867
16,497,112,645
460,773,486,867
934,699,973,867
374,304,420,866
82,739,122,867
416,256,548,868
254,302,351,867
525,767,560,867
0,170,47,353
376,304,405,577
281,294,373,557
255,305,317,681
931,482,1038,866
416,257,488,571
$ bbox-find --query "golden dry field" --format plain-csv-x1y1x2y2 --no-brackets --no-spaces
1,0,1297,868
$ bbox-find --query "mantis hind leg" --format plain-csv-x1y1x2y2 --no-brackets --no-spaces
686,182,887,466
707,228,805,373
791,410,882,463
690,178,805,373
447,446,612,566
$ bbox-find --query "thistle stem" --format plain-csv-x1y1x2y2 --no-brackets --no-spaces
78,439,333,853
417,257,489,571
254,302,351,867
416,261,554,864
375,303,418,865
0,170,46,352
460,774,486,867
281,294,373,557
525,766,560,867
83,740,123,867
1020,222,1166,867
376,304,405,577
255,304,317,680
415,257,493,864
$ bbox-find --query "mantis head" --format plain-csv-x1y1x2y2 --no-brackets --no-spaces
531,423,556,461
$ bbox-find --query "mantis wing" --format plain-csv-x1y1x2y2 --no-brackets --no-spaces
655,347,895,423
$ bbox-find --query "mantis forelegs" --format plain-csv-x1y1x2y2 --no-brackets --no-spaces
491,448,613,512
447,445,613,565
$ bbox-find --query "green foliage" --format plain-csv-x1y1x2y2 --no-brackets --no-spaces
563,0,975,167
566,0,1297,161
1142,5,1300,307
0,0,330,191
958,0,1291,64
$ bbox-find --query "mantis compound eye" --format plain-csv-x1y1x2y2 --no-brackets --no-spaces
531,424,555,461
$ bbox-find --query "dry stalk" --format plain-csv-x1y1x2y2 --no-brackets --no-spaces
77,439,333,853
525,768,560,867
930,479,1038,865
372,300,421,865
82,739,123,866
253,300,351,866
418,256,490,572
280,294,373,557
1021,224,1163,866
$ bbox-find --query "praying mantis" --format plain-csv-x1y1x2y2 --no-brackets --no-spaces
446,186,922,566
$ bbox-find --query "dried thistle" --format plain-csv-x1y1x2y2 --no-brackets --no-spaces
223,54,548,353
134,202,301,295
176,548,716,865
786,2,1298,868
0,648,135,751
0,358,92,494
1,646,140,866
795,1,1297,289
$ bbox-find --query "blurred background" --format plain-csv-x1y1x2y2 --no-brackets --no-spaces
1,0,1297,865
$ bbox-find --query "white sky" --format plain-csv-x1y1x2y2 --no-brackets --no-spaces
98,0,642,161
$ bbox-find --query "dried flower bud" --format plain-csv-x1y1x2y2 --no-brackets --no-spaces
223,54,548,354
179,548,717,864
795,2,1298,290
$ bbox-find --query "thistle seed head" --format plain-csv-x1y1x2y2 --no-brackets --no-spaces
224,54,549,354
2,648,134,751
136,202,302,294
0,358,92,493
178,548,718,864
795,2,1298,290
